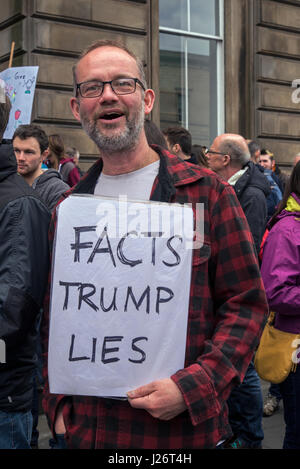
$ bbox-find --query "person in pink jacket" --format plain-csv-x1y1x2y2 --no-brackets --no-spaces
261,161,300,449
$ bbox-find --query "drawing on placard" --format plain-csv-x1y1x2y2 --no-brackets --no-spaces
0,66,39,139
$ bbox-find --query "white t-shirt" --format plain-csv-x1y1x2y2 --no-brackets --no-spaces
94,160,160,200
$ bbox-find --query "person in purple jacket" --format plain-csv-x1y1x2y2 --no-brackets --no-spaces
261,161,300,449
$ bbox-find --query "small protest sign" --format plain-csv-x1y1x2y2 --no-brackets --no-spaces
48,195,193,397
0,66,39,139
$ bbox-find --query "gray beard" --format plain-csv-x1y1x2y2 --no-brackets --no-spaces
81,104,145,153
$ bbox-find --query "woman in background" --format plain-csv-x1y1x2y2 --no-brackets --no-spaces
260,161,300,449
48,134,81,187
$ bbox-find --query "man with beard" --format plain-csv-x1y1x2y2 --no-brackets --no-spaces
13,125,69,212
41,40,267,449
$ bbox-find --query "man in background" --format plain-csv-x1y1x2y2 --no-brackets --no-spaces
247,139,261,164
65,146,85,177
163,126,198,164
259,149,287,195
13,125,69,212
206,133,268,448
0,86,50,449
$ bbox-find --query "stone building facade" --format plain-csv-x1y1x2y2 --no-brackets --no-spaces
0,0,299,170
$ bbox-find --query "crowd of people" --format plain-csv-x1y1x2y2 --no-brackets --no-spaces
0,38,299,450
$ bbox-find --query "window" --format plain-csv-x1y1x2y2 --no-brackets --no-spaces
159,0,224,146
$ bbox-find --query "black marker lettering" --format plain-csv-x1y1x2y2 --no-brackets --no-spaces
100,287,118,312
91,337,97,363
59,281,81,309
117,231,142,267
128,337,148,364
87,225,116,266
124,286,150,314
70,226,96,262
68,334,90,361
156,287,174,313
163,236,182,267
78,283,99,311
101,336,124,364
151,232,163,266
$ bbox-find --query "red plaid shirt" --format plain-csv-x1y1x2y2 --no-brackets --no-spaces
42,147,267,449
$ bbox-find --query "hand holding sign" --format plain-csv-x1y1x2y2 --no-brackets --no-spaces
127,378,187,420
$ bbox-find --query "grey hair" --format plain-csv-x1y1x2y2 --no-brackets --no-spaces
72,39,147,96
219,139,250,168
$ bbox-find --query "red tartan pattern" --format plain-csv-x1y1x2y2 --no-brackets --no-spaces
41,148,268,449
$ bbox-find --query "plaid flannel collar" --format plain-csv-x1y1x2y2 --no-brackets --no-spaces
62,145,205,203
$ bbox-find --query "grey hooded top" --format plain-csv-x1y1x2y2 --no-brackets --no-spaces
32,169,69,211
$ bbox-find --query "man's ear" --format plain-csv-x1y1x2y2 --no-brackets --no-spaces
42,148,49,161
144,88,155,116
223,154,231,167
70,97,81,122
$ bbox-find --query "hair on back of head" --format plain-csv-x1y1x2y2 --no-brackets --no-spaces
48,134,65,160
191,144,209,167
163,127,192,155
247,140,260,157
219,138,250,168
144,120,168,150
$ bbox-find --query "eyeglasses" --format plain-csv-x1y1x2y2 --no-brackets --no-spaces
204,148,228,156
76,78,145,98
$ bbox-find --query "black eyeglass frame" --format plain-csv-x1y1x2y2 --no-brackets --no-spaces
76,78,146,98
204,148,229,157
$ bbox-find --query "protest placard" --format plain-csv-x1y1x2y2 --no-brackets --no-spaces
0,66,39,139
48,194,193,397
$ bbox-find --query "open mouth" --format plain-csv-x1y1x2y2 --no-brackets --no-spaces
100,111,124,121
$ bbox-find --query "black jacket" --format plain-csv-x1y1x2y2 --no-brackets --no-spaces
234,161,270,256
0,143,51,412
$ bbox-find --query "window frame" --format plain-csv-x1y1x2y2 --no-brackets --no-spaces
159,0,224,138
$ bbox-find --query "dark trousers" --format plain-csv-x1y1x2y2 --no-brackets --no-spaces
227,360,264,448
280,365,300,449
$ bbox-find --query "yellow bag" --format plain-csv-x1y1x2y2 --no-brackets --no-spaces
254,312,299,384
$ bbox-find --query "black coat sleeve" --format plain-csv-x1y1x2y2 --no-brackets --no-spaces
0,196,50,342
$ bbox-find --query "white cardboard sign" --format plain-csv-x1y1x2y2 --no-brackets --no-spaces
0,66,39,139
48,195,193,397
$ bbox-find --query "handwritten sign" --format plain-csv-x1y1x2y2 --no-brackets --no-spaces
0,66,39,139
48,195,193,397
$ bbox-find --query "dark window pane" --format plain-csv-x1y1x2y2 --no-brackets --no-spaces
187,38,218,146
159,0,188,30
190,0,220,35
159,34,186,129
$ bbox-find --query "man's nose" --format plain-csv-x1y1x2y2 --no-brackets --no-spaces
17,151,26,160
99,82,118,101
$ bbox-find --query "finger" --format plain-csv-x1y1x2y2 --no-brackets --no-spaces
127,395,150,410
127,381,157,399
